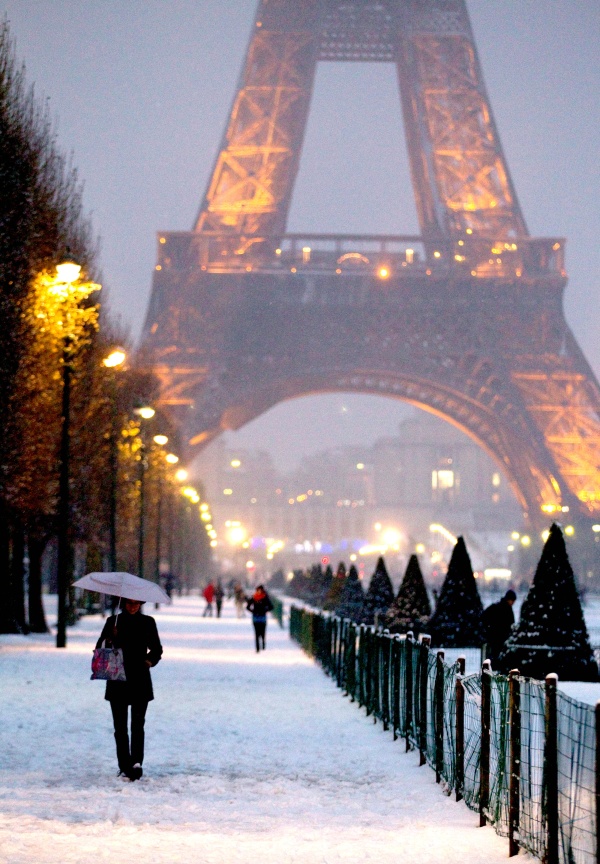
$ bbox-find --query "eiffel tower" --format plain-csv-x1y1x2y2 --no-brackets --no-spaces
141,0,600,536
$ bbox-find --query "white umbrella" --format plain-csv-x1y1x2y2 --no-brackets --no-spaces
73,572,171,605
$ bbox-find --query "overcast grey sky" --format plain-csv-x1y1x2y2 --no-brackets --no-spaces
3,1,600,470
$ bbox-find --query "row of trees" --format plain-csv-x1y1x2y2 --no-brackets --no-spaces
277,522,597,681
275,555,429,632
0,21,211,635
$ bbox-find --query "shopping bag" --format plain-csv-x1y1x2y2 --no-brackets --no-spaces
91,642,126,681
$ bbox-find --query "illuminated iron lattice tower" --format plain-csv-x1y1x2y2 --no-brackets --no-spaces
142,0,600,533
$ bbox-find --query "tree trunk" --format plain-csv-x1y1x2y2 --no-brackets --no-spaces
11,520,29,633
0,505,22,633
27,533,48,633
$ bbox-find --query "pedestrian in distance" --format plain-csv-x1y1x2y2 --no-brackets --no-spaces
95,598,163,781
214,579,225,618
202,581,215,617
246,584,274,652
163,572,176,600
483,589,516,668
233,581,246,618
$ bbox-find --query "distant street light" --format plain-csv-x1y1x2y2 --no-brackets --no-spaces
136,406,155,420
102,348,126,574
133,405,156,578
152,435,170,585
103,349,126,369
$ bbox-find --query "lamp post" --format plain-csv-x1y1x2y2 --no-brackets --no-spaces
134,406,155,579
102,350,126,573
152,435,169,585
54,261,86,648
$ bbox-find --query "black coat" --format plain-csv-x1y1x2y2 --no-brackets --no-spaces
483,598,515,658
96,610,163,704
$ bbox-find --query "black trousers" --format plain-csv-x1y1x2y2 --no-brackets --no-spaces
110,700,148,771
253,620,267,651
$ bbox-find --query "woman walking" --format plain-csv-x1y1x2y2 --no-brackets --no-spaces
246,584,273,652
96,598,163,780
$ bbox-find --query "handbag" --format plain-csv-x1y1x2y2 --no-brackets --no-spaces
91,622,126,681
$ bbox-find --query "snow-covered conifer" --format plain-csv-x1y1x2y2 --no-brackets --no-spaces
360,557,394,626
384,554,431,635
428,537,484,647
336,564,365,621
498,523,598,681
323,562,346,611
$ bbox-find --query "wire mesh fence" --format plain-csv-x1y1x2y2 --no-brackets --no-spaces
289,605,599,864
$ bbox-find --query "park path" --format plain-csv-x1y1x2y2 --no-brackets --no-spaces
0,596,512,864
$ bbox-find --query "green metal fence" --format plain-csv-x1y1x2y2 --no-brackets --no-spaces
270,595,285,628
289,605,599,864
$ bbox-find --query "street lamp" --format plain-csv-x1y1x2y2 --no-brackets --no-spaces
102,348,126,574
103,349,126,369
152,435,168,585
54,259,100,648
133,405,155,578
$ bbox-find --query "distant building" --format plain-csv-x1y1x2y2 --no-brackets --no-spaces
192,410,523,578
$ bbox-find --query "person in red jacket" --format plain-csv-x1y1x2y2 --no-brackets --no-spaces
202,581,215,617
246,585,274,652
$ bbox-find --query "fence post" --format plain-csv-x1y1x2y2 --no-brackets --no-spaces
372,628,380,723
509,668,521,857
545,673,559,864
406,632,414,752
382,631,391,732
595,701,600,864
435,650,445,783
358,625,366,709
480,659,491,827
455,655,465,802
419,635,431,766
392,635,401,741
337,618,345,685
333,617,340,682
345,622,356,702
364,627,373,716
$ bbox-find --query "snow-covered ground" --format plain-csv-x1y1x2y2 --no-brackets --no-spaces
1,595,519,864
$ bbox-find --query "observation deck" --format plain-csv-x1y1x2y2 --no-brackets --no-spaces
154,232,566,285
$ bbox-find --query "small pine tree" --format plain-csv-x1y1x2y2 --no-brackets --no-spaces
360,556,395,626
317,563,333,606
323,562,346,610
287,568,309,601
429,537,484,647
384,554,431,635
304,563,323,606
498,523,598,681
268,569,286,592
304,563,332,608
336,564,365,621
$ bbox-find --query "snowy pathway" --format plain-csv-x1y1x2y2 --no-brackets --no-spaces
0,597,514,864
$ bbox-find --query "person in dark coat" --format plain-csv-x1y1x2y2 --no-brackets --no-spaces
96,598,163,780
246,585,274,652
214,580,225,618
483,589,516,668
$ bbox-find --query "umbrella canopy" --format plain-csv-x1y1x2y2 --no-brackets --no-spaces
73,572,171,605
